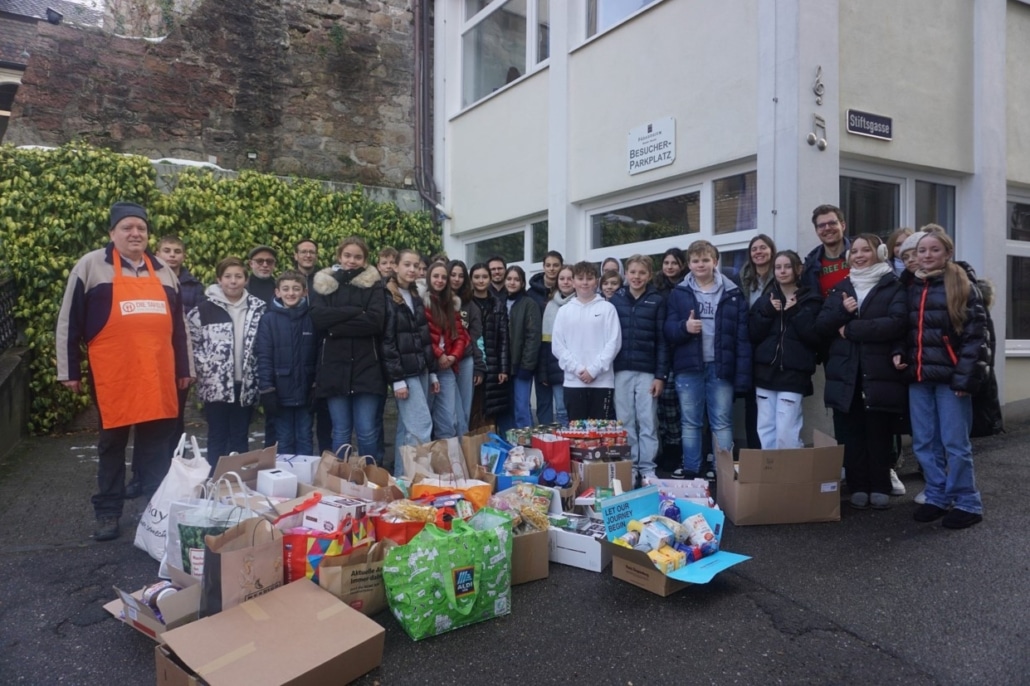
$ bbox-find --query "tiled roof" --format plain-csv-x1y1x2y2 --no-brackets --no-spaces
0,0,103,26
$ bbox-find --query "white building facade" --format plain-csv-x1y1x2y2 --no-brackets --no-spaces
434,0,1030,425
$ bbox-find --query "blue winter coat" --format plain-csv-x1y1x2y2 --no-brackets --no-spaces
610,285,669,379
255,298,317,407
663,275,751,393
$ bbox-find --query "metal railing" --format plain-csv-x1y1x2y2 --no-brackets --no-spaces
0,278,17,352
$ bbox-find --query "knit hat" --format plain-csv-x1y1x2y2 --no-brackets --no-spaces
108,202,149,230
248,245,277,260
898,231,928,256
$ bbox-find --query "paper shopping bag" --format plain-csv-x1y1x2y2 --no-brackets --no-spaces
399,437,466,479
532,434,571,473
319,539,396,616
199,517,283,618
383,508,513,640
460,425,496,475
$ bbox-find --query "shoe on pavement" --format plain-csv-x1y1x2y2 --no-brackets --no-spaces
889,469,906,496
914,490,927,505
124,480,142,500
93,516,120,542
913,503,949,522
942,508,983,530
671,468,696,480
849,492,870,509
870,492,891,510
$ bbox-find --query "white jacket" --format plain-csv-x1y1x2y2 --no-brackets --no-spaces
551,294,622,389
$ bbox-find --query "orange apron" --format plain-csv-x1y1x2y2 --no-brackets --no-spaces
89,249,179,429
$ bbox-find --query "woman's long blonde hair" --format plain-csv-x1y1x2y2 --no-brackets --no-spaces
918,230,970,332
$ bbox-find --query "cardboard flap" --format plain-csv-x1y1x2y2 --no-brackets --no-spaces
162,580,385,686
213,445,277,488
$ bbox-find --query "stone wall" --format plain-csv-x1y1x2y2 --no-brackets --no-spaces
6,0,417,187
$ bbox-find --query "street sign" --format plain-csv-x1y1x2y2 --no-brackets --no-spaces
846,109,892,141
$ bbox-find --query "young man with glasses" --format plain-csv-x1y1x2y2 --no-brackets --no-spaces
293,239,320,291
801,204,852,298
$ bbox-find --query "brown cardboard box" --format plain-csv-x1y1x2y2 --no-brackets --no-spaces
715,430,844,525
511,529,549,585
212,444,278,489
572,459,633,494
103,566,201,643
160,579,384,686
609,553,690,597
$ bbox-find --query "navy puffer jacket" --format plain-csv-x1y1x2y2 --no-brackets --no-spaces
610,284,669,379
749,284,823,396
663,276,751,393
905,268,987,393
814,272,908,414
255,298,317,407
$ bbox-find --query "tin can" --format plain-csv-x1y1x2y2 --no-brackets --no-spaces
141,580,177,613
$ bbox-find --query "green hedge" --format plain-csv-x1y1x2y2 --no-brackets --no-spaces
0,142,439,434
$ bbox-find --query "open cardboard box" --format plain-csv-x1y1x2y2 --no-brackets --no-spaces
104,566,201,643
600,486,750,597
157,579,384,686
572,459,633,495
715,430,844,525
212,444,278,490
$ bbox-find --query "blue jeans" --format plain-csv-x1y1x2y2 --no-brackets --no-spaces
327,393,382,462
615,370,659,476
513,376,534,428
204,384,253,468
909,382,983,514
455,355,474,437
430,367,460,439
535,378,554,425
675,364,734,473
552,384,568,426
274,405,313,456
394,373,434,476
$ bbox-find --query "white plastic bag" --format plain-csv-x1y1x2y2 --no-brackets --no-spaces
134,434,210,562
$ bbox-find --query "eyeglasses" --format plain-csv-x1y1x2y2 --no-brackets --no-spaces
297,250,317,256
252,258,276,266
816,220,841,230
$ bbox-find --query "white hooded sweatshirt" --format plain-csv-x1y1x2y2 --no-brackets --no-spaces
551,293,622,389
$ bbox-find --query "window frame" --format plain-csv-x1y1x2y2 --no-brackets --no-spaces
1005,188,1030,356
580,0,665,45
463,215,548,270
458,0,551,112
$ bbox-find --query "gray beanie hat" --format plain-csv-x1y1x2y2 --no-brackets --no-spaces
898,231,928,256
108,202,149,230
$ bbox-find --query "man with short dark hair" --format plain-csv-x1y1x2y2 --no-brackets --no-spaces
487,256,507,300
293,239,319,291
56,202,193,541
801,204,851,298
528,250,563,423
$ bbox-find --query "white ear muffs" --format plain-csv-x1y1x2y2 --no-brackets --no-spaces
877,243,889,262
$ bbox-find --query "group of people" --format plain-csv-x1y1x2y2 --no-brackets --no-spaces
57,201,995,542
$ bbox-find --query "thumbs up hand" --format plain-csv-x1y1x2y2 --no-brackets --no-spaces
686,309,702,334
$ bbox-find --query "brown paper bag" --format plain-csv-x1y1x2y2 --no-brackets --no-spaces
460,425,497,476
199,517,283,618
400,437,466,479
318,539,395,616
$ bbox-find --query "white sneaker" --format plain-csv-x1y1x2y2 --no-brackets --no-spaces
914,489,926,505
889,469,906,496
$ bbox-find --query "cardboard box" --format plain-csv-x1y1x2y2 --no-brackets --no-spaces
257,468,298,499
572,458,633,494
715,430,844,525
511,529,550,585
160,580,384,686
302,496,368,534
104,568,201,643
601,486,750,596
547,525,612,573
275,454,320,485
569,443,631,462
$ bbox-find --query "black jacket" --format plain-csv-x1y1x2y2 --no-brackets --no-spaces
460,298,486,376
309,265,387,398
801,238,852,296
610,284,670,379
473,294,511,417
255,298,317,407
904,270,987,394
749,284,823,396
814,272,908,414
507,292,542,378
527,272,553,314
382,278,436,383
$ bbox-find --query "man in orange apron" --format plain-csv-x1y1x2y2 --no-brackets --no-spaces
56,202,194,542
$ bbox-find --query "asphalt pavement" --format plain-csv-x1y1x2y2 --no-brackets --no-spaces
0,408,1027,686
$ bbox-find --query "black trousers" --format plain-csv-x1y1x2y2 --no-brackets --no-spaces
93,418,175,518
833,385,894,496
563,387,615,422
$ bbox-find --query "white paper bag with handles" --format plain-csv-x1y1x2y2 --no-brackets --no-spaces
134,434,210,562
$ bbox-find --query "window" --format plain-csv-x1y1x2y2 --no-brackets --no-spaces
713,171,757,235
1007,200,1030,241
461,0,550,108
1007,200,1030,348
590,190,700,250
839,176,899,237
0,83,17,143
915,181,955,234
531,220,549,262
587,0,659,37
467,230,525,265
